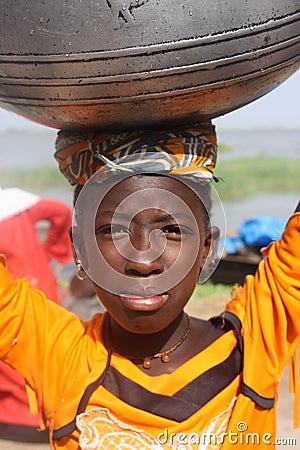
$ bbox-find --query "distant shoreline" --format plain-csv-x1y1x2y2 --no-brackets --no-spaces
1,126,300,135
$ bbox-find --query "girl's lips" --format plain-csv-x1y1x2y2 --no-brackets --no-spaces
119,293,169,311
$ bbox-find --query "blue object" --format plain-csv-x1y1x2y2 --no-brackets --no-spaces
222,235,245,255
238,216,286,248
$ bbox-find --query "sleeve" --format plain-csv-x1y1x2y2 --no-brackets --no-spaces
227,212,300,378
27,199,73,264
0,258,87,413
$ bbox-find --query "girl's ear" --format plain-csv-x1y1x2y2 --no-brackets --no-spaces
201,226,220,266
69,226,79,262
199,226,220,283
70,225,88,269
68,226,76,262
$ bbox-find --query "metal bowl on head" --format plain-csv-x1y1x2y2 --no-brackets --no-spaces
0,0,299,130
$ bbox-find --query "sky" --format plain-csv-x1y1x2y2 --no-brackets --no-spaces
215,69,300,129
0,69,299,132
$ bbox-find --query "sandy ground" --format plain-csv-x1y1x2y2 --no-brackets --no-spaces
1,296,299,449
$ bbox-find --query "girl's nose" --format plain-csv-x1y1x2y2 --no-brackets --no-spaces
124,229,165,277
125,259,163,277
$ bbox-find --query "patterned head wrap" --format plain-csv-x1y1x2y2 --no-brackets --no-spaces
54,122,217,187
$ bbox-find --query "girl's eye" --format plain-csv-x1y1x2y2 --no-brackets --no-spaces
96,224,129,237
163,225,181,236
162,225,193,239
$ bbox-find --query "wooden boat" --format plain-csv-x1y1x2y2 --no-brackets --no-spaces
211,253,262,285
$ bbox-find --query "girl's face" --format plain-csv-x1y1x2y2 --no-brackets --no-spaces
89,175,216,334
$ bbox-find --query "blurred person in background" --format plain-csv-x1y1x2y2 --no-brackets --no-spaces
0,187,73,443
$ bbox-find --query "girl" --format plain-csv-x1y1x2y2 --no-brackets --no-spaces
0,122,299,449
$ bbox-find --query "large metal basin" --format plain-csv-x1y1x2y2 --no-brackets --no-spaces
0,0,299,130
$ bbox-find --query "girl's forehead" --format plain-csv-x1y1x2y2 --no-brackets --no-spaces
101,174,196,201
96,174,205,220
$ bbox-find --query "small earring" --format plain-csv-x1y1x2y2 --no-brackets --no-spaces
76,260,88,281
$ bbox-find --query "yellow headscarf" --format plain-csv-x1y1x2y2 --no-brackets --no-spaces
54,122,217,186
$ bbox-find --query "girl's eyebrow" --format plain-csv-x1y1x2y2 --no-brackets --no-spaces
96,211,131,220
146,212,196,225
152,212,188,222
97,210,193,223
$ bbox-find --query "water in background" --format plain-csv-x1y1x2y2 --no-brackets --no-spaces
0,130,56,168
217,128,300,160
0,128,299,231
1,128,299,168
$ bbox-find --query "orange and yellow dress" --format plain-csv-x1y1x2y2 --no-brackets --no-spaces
0,212,299,449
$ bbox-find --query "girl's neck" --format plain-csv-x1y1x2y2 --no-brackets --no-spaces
106,312,188,362
104,313,223,375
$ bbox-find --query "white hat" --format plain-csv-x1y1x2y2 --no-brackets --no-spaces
0,187,40,222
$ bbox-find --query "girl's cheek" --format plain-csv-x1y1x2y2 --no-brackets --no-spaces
161,244,183,269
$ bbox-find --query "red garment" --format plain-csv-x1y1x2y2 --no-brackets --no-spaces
0,198,73,428
0,198,72,302
0,363,41,427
